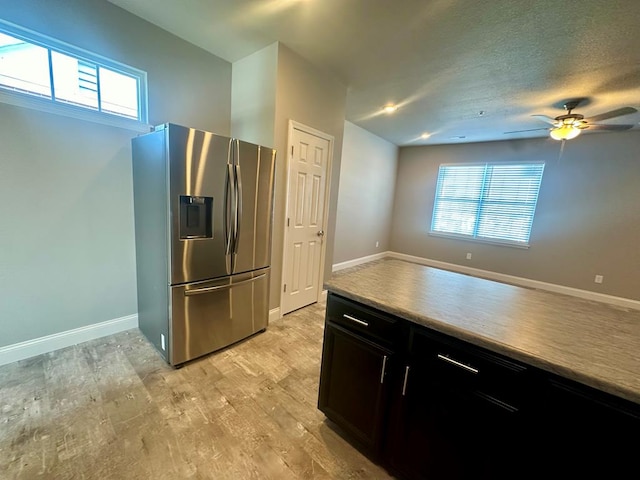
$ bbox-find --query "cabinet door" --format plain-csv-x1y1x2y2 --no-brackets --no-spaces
387,328,531,480
535,378,640,478
318,322,393,456
388,355,464,480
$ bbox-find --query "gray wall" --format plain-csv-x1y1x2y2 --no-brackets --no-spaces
333,121,398,264
0,0,232,347
273,44,347,307
391,130,640,301
0,0,231,133
231,43,278,148
230,42,347,310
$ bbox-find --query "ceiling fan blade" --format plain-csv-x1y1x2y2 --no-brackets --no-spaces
504,128,549,134
531,115,557,125
585,107,638,123
585,123,635,131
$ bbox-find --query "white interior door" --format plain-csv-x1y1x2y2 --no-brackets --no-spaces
281,123,332,315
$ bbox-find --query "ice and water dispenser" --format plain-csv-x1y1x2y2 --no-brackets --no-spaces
179,195,213,239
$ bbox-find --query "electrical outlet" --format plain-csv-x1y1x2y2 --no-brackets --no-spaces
594,275,604,284
466,252,472,260
376,241,379,248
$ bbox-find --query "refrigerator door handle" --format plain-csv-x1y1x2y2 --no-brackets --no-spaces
224,163,234,256
234,163,242,254
184,273,267,296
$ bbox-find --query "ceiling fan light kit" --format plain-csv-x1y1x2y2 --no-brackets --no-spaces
550,121,582,141
549,101,584,140
505,99,637,140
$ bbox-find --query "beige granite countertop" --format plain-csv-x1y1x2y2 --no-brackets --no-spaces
324,259,640,405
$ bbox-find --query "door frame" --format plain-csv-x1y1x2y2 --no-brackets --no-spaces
280,119,334,316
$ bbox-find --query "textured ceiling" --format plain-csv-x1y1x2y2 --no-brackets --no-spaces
108,0,640,146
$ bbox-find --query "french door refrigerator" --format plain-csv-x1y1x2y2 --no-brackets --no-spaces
131,123,276,366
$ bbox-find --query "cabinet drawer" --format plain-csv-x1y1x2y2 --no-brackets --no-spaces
411,327,530,412
327,293,399,346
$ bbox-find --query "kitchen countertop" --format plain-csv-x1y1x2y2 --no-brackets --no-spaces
324,258,640,405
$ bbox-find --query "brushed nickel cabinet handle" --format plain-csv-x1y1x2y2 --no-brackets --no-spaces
343,314,369,327
402,365,410,396
437,354,479,374
380,355,388,384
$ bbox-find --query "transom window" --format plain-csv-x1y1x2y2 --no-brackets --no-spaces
430,162,545,247
0,20,147,127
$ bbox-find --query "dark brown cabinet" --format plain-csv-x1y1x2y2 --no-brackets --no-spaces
387,326,535,480
533,376,640,479
319,293,640,479
318,323,393,454
318,293,399,456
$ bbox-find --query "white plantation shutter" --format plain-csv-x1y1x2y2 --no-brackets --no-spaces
0,21,147,124
431,163,545,246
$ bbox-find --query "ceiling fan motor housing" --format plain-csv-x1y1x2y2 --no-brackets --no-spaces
563,100,582,112
555,113,586,128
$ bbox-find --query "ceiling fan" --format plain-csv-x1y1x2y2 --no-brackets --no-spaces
505,100,638,141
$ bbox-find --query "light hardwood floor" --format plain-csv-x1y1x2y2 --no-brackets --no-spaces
0,302,396,479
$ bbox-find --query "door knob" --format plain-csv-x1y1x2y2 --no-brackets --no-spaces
317,230,325,237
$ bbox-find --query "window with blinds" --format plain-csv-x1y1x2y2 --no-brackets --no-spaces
430,162,545,247
0,20,147,126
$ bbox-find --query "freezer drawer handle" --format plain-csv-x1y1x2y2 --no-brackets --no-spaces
184,273,266,296
343,314,369,327
437,354,479,374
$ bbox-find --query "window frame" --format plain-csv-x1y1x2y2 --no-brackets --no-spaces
429,161,545,249
0,19,150,132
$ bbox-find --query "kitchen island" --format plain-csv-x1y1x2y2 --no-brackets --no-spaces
319,258,640,479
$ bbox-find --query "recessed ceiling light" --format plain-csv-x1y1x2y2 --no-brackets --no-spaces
420,132,431,139
383,104,398,114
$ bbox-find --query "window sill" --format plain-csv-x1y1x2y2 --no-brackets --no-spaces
0,89,152,133
428,231,530,249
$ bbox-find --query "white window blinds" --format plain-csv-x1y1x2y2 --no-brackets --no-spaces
431,162,545,246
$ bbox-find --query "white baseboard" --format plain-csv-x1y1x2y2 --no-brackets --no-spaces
388,252,640,311
0,314,139,367
273,291,327,319
320,289,327,303
269,307,281,322
332,251,389,272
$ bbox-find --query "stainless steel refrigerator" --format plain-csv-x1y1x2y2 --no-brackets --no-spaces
131,123,276,366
